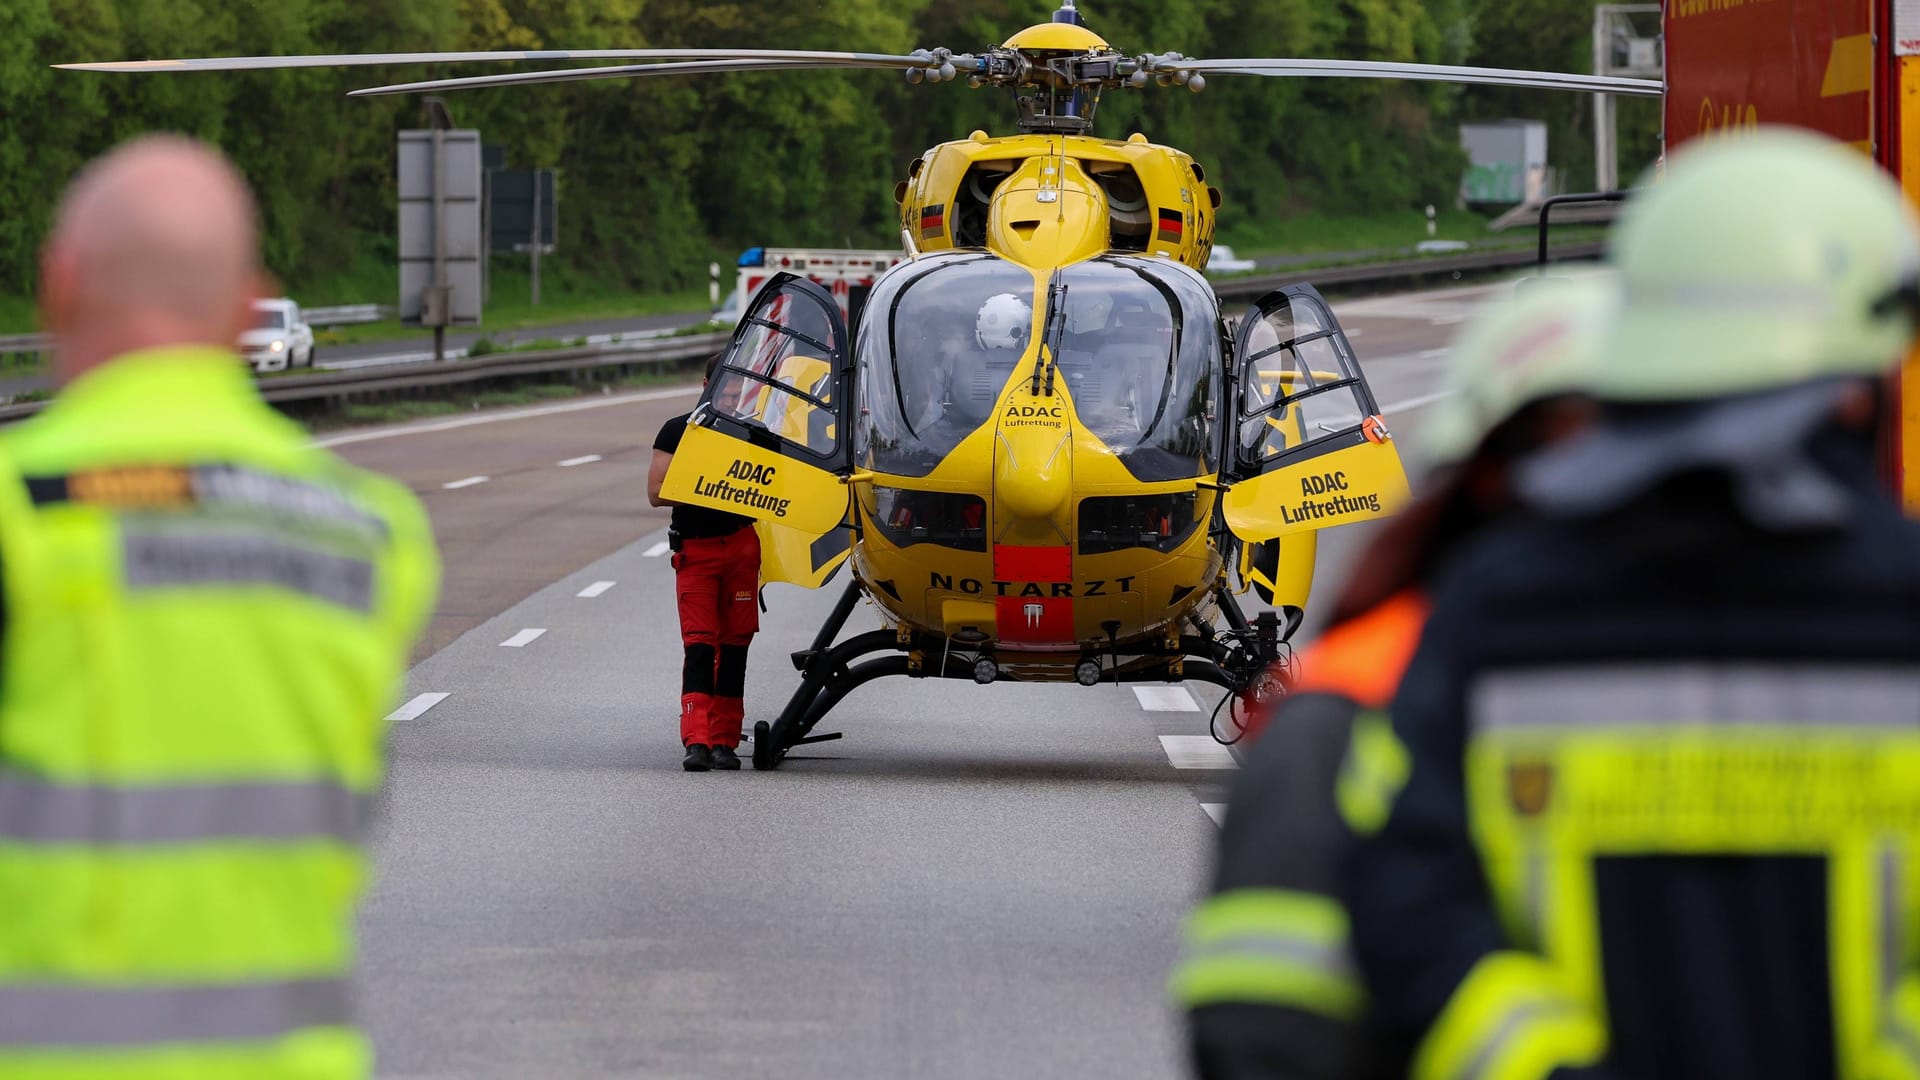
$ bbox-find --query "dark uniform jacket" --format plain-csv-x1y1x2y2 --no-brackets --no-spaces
1181,592,1427,1080
1343,450,1920,1080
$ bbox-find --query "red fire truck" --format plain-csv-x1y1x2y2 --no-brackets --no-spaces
1663,0,1920,503
712,247,907,331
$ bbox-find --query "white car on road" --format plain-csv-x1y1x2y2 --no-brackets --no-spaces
239,298,315,373
1205,244,1258,275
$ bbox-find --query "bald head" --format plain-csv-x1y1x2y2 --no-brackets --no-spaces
40,135,266,384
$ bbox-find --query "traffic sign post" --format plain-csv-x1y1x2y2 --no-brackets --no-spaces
398,121,483,362
489,166,559,307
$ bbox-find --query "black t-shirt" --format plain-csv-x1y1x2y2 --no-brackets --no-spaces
654,412,753,538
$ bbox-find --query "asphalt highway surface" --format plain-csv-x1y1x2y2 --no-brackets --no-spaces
327,281,1500,1078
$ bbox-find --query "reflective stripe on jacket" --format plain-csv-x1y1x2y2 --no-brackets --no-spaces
0,347,439,1079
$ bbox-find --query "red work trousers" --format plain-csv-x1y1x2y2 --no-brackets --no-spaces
672,526,760,748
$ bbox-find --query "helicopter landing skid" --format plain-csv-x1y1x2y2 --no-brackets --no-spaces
750,582,1289,771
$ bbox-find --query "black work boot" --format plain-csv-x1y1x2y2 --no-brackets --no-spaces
682,743,713,772
710,745,741,771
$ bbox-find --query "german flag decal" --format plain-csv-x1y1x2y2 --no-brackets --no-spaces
919,204,946,238
1157,209,1184,244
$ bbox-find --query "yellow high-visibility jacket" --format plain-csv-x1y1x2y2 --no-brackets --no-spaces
0,347,438,1079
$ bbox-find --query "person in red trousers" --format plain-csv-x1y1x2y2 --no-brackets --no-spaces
648,369,760,772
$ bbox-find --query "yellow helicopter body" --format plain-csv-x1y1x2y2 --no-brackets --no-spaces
660,78,1412,759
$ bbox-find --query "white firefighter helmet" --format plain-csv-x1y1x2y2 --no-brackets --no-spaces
976,292,1033,351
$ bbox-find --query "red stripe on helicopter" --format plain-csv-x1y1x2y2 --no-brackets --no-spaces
993,544,1071,582
1156,209,1184,243
991,545,1074,645
919,204,946,236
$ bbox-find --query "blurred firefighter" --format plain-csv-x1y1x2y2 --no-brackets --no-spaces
1344,127,1920,1080
0,135,440,1078
1173,274,1611,1080
650,355,760,772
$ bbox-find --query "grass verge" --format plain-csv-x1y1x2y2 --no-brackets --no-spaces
0,254,714,339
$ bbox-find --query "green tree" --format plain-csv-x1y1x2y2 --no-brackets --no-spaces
0,0,1630,311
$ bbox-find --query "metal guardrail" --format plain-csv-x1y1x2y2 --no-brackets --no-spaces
0,304,396,359
1208,241,1605,300
0,332,732,424
305,303,392,326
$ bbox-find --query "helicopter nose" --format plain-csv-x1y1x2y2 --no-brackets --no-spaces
994,415,1072,522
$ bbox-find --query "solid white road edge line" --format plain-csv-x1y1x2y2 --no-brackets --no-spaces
386,692,450,724
441,476,490,490
1159,735,1240,770
558,454,603,467
499,628,547,648
1135,685,1202,712
644,541,671,558
576,580,617,598
313,385,701,448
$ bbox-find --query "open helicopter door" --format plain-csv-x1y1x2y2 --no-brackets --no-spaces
1224,283,1410,545
659,273,855,588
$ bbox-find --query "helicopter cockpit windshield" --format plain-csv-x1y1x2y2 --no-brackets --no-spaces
856,252,1040,478
856,252,1218,483
1050,256,1218,482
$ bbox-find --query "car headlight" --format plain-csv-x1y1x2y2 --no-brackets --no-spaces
269,340,285,353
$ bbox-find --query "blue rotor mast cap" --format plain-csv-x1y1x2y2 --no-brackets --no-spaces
1052,0,1084,26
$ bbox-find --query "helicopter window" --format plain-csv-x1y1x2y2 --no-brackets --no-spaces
853,253,1038,479
711,283,842,461
1078,493,1202,556
869,487,988,552
1051,256,1219,481
1237,293,1369,467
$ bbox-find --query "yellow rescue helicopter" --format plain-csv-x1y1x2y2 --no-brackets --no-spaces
63,2,1661,769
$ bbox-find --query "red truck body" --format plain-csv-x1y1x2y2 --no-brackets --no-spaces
1664,0,1920,505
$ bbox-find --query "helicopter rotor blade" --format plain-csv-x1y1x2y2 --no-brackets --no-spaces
345,56,974,97
56,48,946,75
1167,58,1663,98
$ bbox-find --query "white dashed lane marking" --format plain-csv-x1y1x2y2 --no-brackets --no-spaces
442,476,489,490
576,581,617,598
1134,686,1201,712
644,541,671,558
387,692,450,724
499,628,547,648
1202,803,1228,827
558,455,602,468
1158,735,1240,770
1382,389,1454,415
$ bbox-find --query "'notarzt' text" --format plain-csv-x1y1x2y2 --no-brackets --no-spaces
931,573,1135,597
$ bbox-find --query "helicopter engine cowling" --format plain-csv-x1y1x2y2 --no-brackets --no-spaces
986,155,1108,268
